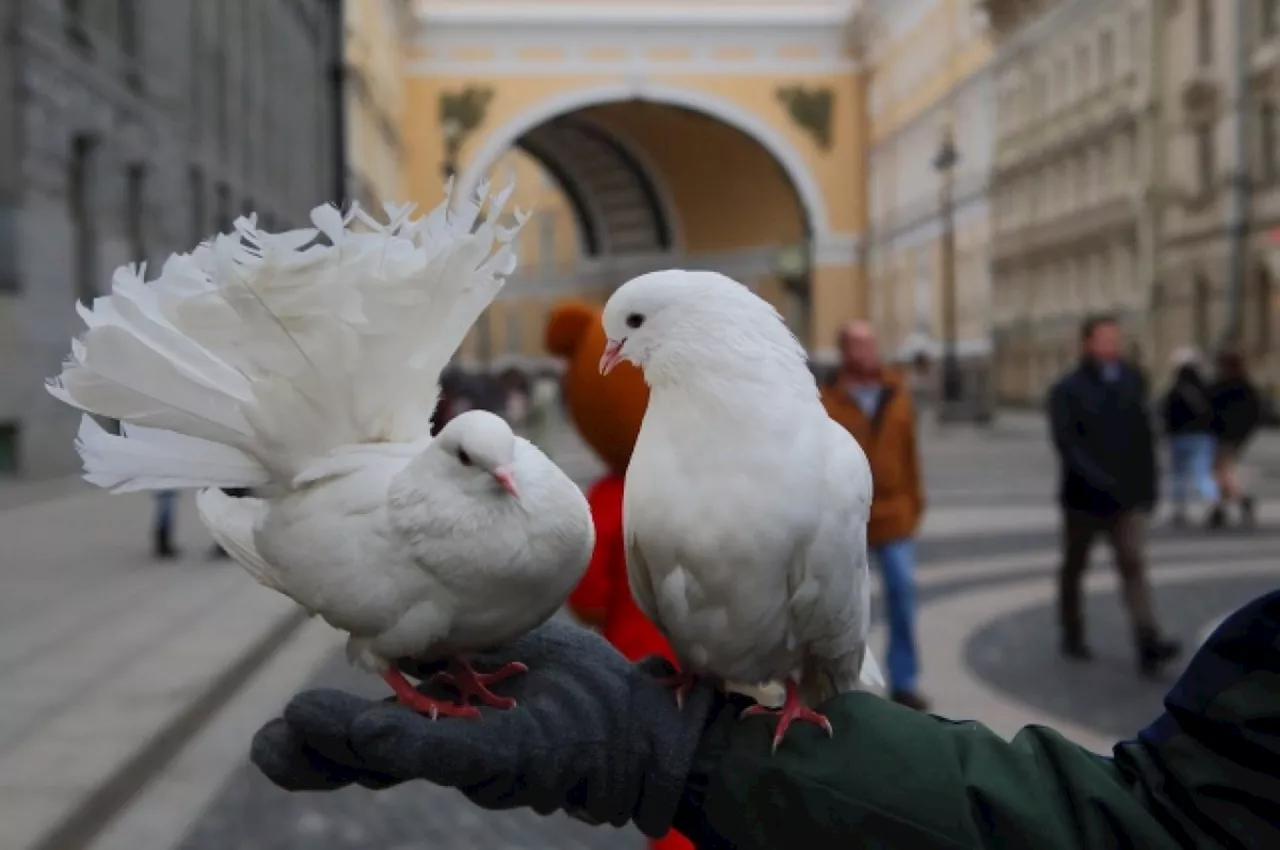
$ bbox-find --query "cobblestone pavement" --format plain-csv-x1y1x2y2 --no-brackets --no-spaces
164,414,1280,848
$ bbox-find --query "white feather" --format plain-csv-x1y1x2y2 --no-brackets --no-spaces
75,416,268,492
46,180,596,696
195,488,282,593
607,270,883,725
47,180,525,489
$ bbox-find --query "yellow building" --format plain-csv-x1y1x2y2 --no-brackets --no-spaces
345,0,411,211
403,0,871,366
864,0,995,400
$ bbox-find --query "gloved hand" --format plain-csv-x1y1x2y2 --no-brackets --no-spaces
250,618,721,838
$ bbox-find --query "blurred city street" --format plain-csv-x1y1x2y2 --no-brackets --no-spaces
3,0,1280,847
1,409,1276,850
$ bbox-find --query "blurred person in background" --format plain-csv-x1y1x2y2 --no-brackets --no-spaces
1207,351,1262,529
495,367,531,427
821,320,929,710
1160,346,1218,527
1048,315,1179,676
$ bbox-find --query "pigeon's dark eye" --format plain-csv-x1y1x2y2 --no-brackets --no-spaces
458,449,473,467
625,313,645,329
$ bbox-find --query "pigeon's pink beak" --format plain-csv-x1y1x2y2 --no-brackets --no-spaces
492,465,519,498
599,339,625,376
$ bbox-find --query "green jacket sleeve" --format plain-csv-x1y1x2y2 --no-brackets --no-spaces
674,693,1181,850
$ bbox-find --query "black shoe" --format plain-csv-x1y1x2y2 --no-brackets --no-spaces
153,529,179,560
1061,639,1094,661
1206,505,1226,530
890,690,931,711
1241,496,1256,527
1138,636,1182,677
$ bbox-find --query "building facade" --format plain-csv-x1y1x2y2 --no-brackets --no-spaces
403,0,871,365
864,0,995,399
345,0,411,210
986,0,1162,404
0,0,342,478
1155,0,1280,395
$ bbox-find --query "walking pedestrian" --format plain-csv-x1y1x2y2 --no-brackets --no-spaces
1047,314,1180,676
1207,350,1262,529
821,320,929,710
1160,346,1217,526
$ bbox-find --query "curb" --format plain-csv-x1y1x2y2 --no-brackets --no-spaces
28,606,310,850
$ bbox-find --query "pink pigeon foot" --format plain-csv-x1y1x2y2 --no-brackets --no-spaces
654,667,700,710
381,668,481,720
740,679,834,753
431,658,529,710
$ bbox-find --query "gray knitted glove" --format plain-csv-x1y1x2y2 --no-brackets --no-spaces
251,619,719,838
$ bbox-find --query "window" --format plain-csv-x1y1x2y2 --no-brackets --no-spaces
1260,101,1278,184
1195,123,1216,196
215,183,231,232
1075,44,1091,93
188,166,205,242
119,0,140,90
1099,30,1115,82
538,211,556,271
126,164,146,263
0,201,16,292
63,0,90,49
0,422,17,476
1197,0,1213,67
1194,275,1211,347
1256,267,1273,353
1129,9,1144,61
214,3,229,158
70,135,98,304
506,306,522,354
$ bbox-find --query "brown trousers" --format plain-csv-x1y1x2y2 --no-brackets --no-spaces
1058,509,1158,642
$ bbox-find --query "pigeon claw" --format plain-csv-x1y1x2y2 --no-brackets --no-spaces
740,680,834,753
655,668,699,710
381,668,481,720
432,659,529,710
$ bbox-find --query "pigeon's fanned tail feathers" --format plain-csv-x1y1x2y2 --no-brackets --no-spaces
75,416,269,492
47,181,526,491
195,489,284,594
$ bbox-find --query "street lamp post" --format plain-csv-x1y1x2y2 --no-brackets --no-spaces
933,125,961,421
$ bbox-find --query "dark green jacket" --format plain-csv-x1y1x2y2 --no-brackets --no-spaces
674,590,1280,849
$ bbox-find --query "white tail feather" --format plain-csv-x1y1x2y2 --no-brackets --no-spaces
75,416,268,492
857,649,885,691
195,489,285,594
47,181,525,493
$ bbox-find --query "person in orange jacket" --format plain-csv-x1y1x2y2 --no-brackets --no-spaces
544,299,690,850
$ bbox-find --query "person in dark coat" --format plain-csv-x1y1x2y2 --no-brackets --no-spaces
1160,348,1218,526
1046,314,1179,676
1207,350,1262,528
251,588,1280,850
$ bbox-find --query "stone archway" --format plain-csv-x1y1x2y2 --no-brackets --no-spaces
454,80,830,239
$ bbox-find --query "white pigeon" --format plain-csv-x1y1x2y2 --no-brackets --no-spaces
599,269,883,751
46,183,595,719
